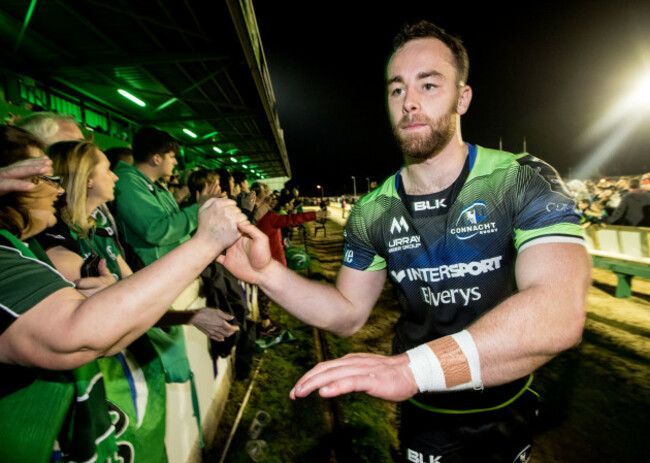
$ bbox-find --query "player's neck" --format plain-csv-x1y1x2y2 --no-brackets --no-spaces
401,138,468,195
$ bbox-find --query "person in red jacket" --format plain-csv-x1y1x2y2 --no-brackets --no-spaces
256,193,328,266
251,185,329,336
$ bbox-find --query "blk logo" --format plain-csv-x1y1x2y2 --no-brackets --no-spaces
407,449,442,462
413,199,446,211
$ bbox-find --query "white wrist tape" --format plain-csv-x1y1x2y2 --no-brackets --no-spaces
406,330,483,393
406,343,447,392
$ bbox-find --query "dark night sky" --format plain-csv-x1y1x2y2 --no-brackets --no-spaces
253,1,650,197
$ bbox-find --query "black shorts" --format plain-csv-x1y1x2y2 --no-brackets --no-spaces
398,387,539,463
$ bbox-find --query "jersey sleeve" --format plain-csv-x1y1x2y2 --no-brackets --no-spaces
512,155,585,251
0,247,73,335
342,203,386,271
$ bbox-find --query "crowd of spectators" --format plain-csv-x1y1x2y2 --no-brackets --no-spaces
0,111,323,462
565,174,650,227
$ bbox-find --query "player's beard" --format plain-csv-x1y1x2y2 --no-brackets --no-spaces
393,108,457,161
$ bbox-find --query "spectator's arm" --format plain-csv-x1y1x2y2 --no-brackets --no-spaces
46,246,117,297
116,255,133,278
604,198,628,225
0,198,246,370
269,211,319,229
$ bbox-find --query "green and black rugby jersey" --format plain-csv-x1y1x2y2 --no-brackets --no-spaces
343,144,584,354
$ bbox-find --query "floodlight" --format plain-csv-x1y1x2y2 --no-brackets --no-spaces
118,89,146,107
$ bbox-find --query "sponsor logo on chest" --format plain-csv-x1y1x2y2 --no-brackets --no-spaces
388,216,421,253
390,256,503,283
450,201,498,240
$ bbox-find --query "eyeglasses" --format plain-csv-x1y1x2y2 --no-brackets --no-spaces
37,175,64,188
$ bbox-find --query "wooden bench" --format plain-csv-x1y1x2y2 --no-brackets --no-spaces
584,225,650,298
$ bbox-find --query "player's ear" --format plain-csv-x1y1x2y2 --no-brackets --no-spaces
457,85,472,115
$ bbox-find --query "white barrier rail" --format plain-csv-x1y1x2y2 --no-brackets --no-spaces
165,278,258,463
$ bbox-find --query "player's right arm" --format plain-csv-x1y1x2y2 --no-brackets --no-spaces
218,222,386,337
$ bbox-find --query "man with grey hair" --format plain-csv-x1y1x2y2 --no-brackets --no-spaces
15,111,85,145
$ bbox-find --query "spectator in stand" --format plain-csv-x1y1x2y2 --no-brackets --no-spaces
251,183,328,336
0,125,246,462
606,178,650,226
233,170,256,221
641,172,650,191
615,177,631,197
250,181,271,219
111,127,222,432
15,112,85,145
594,182,619,217
187,169,258,377
566,179,591,202
41,141,239,339
167,171,193,206
187,169,221,200
577,197,606,226
257,193,328,267
216,168,237,199
112,127,219,266
34,140,238,461
104,146,134,170
232,170,249,196
17,112,128,262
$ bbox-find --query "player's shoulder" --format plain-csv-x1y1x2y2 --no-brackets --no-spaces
347,172,401,228
473,146,567,193
357,173,398,205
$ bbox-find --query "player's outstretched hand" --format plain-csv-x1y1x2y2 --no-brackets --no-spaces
290,352,419,402
217,222,272,284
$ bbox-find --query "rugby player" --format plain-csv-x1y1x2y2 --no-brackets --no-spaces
219,20,591,462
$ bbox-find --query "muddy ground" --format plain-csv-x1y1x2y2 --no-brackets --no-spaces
310,212,650,462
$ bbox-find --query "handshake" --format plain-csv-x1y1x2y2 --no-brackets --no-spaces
195,197,273,284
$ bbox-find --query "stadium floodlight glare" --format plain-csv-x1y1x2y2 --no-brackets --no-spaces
118,89,146,107
213,146,223,153
183,128,198,138
573,70,650,178
632,74,650,106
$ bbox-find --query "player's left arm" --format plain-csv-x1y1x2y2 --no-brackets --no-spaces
290,241,590,402
467,241,590,385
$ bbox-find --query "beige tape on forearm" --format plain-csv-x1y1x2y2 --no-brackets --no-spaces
406,330,483,393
